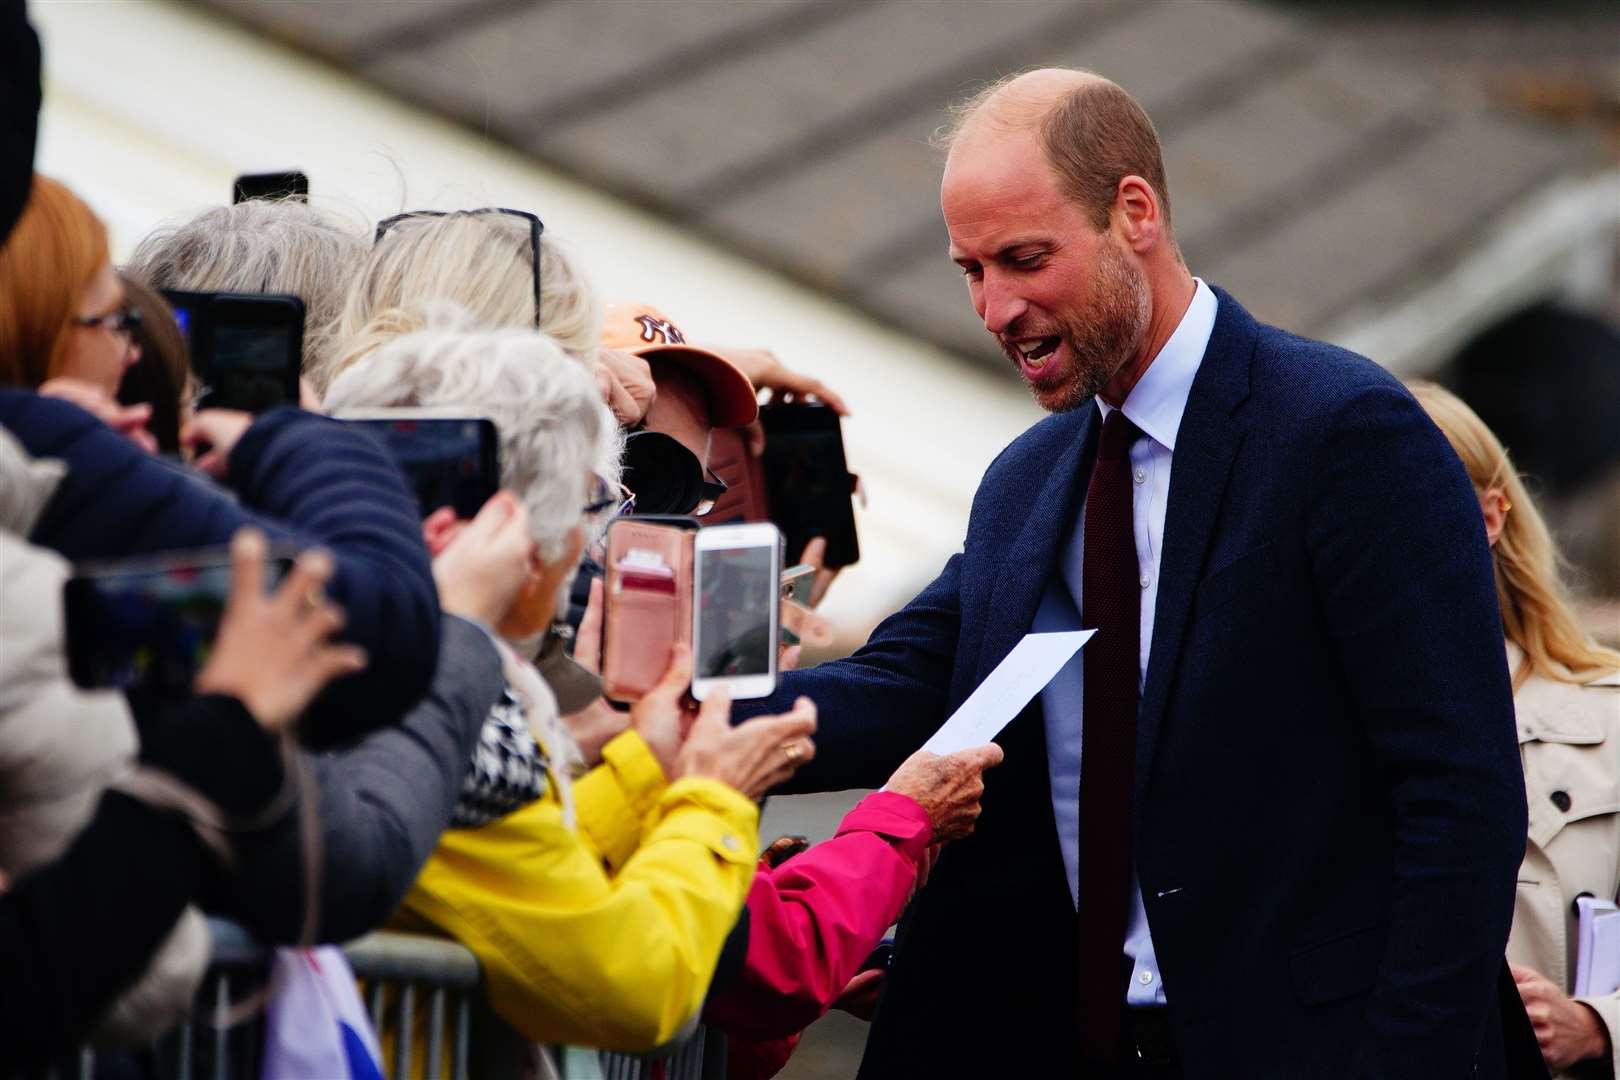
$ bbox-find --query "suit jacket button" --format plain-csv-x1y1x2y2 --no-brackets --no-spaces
1550,790,1571,813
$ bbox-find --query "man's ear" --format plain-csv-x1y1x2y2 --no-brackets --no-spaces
422,506,466,557
1115,174,1162,254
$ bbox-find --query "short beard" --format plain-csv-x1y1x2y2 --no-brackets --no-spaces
1011,239,1151,414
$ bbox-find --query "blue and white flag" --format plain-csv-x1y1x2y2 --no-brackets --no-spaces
262,947,384,1080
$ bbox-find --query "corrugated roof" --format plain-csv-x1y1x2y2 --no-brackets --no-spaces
201,0,1603,369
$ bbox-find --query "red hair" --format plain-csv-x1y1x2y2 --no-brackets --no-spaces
0,174,110,387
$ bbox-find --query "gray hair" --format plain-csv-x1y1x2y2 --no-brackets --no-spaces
321,304,617,564
124,198,367,378
325,212,599,394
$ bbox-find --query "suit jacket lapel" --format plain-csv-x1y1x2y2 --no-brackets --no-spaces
1135,287,1255,815
976,409,1097,684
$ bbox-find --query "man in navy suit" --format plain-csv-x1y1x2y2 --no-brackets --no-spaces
738,70,1527,1077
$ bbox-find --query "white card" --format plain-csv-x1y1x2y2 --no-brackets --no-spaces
919,630,1094,755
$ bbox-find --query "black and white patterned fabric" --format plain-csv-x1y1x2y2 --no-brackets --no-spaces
451,683,551,828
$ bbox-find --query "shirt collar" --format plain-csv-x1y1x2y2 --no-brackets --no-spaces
1095,278,1216,452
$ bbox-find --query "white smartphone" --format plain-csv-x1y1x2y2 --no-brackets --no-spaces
691,522,783,702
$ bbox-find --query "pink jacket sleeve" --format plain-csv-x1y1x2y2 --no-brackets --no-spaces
701,791,931,1041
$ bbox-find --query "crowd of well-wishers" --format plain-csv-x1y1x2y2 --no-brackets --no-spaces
3,46,1618,1080
0,166,1023,1080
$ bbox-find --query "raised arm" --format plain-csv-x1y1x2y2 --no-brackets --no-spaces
1,391,439,745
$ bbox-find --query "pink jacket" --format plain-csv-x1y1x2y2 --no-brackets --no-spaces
702,791,931,1049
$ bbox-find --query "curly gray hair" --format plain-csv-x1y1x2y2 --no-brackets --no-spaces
124,198,367,378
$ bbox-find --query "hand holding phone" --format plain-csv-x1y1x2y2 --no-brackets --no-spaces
673,688,817,801
194,529,367,731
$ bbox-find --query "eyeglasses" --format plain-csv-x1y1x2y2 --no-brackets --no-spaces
374,208,544,329
73,304,142,339
583,475,636,518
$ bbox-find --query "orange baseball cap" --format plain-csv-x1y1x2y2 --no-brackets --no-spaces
602,302,759,427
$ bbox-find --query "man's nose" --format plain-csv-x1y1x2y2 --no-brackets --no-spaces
979,273,1027,336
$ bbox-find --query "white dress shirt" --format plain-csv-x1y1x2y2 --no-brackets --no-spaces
1037,278,1217,1007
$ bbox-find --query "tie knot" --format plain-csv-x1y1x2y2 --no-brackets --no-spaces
1097,409,1142,461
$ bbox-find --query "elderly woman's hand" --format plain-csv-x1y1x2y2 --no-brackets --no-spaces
674,687,816,801
884,744,1004,843
561,574,632,764
429,493,534,628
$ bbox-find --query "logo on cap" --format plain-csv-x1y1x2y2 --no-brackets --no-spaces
635,314,686,347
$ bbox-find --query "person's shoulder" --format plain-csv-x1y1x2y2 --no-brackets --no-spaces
1516,665,1620,744
1248,319,1407,417
0,387,106,447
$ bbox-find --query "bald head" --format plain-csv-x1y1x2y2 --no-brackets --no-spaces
942,68,1174,235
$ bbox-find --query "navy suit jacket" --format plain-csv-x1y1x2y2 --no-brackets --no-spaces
744,289,1526,1078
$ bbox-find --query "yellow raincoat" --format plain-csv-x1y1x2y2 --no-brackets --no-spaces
389,728,759,1052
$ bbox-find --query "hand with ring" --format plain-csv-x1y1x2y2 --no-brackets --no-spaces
673,689,817,800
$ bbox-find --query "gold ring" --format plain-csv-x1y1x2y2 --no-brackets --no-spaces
782,741,802,764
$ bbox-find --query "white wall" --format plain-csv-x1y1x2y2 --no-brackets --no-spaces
30,0,1042,636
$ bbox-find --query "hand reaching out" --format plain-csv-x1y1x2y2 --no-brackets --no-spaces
194,528,368,732
884,744,1004,843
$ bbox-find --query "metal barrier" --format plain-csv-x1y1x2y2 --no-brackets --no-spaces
45,919,489,1080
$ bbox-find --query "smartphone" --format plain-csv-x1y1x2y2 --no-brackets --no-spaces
233,170,309,204
336,409,501,519
779,564,815,646
691,522,782,702
161,290,304,413
63,548,294,692
859,939,895,973
759,402,860,568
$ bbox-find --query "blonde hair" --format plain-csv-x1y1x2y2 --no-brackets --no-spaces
0,175,109,387
124,198,367,379
1409,381,1620,687
325,211,599,392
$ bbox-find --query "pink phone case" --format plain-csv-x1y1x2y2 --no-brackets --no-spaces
601,519,696,703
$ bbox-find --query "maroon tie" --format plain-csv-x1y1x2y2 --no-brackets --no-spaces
1077,408,1143,1061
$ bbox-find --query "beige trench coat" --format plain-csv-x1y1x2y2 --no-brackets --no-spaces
1504,645,1620,1078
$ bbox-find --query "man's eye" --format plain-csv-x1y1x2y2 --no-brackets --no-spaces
960,266,982,280
1011,255,1044,270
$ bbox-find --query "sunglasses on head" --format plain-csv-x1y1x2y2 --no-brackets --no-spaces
373,208,544,329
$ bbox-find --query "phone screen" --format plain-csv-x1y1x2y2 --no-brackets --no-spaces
760,405,859,568
233,171,309,204
162,291,303,413
211,319,296,411
64,555,291,691
346,417,500,518
695,544,776,680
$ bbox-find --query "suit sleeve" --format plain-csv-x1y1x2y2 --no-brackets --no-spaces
734,553,964,794
1305,383,1525,1076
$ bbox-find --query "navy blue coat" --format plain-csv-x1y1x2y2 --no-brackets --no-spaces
0,391,439,747
747,289,1526,1078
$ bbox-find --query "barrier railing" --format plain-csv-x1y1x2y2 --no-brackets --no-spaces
46,920,488,1080
46,921,731,1080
